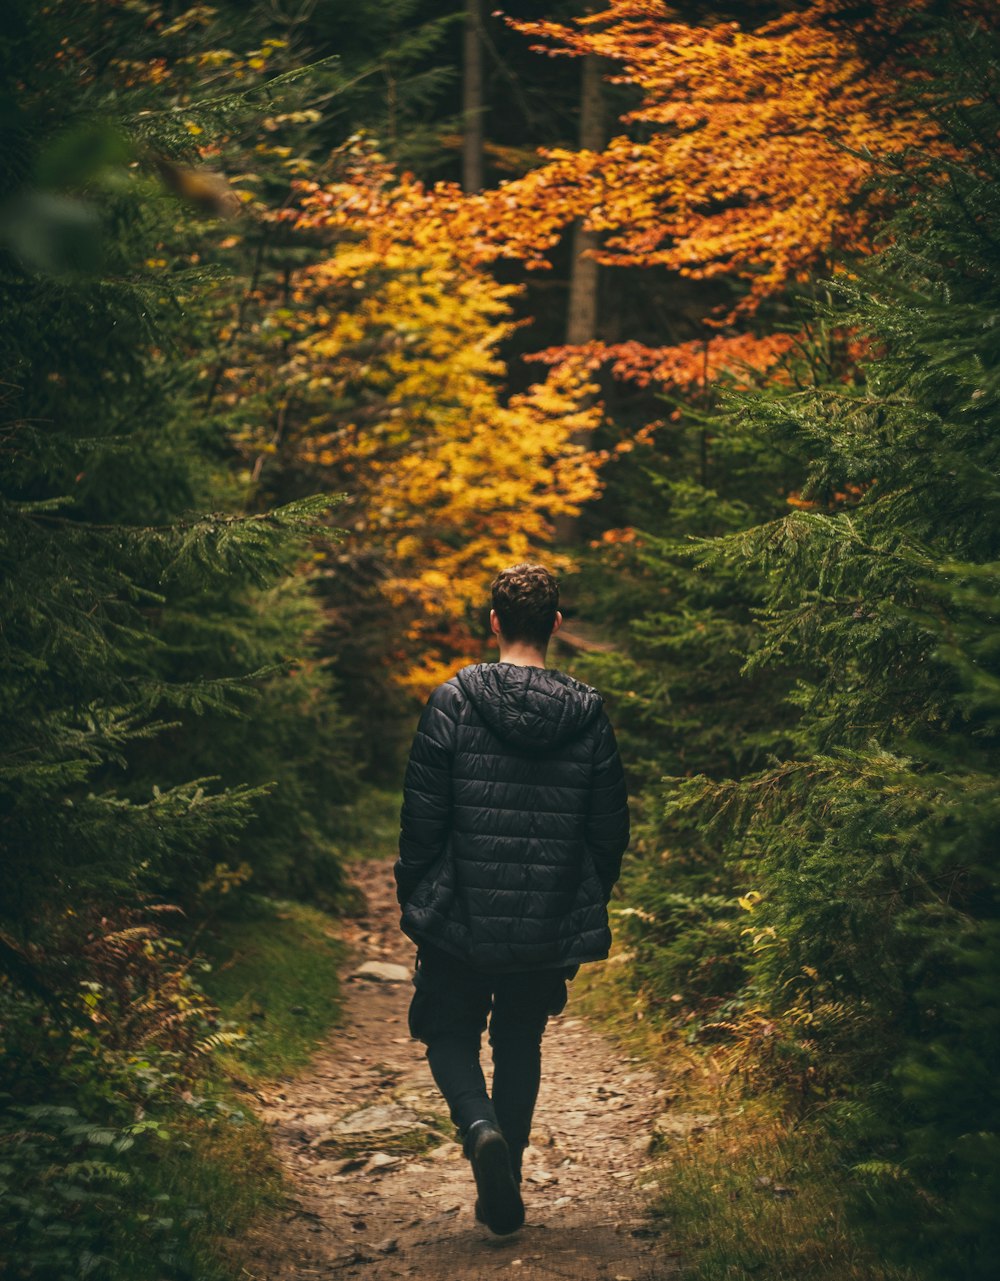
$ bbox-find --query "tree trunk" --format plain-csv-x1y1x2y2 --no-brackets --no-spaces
463,0,484,192
555,51,605,545
566,52,604,346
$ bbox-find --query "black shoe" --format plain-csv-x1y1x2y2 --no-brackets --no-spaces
473,1166,522,1227
475,1142,523,1221
465,1122,524,1235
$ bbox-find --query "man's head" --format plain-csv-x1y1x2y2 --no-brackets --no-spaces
490,563,561,653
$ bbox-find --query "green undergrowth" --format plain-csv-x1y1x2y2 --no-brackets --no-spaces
195,895,348,1082
0,895,351,1281
648,1121,915,1281
339,785,403,862
80,804,391,1275
113,895,350,1278
571,943,915,1281
105,1104,285,1281
102,896,348,1275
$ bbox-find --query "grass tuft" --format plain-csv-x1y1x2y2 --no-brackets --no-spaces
196,896,347,1081
112,1105,285,1281
570,939,916,1281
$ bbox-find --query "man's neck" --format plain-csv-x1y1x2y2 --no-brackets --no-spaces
496,643,548,669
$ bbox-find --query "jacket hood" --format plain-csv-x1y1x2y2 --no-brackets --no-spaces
455,662,603,752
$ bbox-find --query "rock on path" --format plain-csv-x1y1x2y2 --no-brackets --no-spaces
236,858,684,1280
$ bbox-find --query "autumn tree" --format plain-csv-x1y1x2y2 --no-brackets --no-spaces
217,138,611,699
477,0,950,393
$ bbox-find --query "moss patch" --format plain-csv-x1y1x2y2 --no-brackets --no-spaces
196,896,346,1081
339,786,403,863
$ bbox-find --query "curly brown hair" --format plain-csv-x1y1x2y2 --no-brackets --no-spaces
491,563,560,650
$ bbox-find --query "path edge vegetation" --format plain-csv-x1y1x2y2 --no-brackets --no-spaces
573,938,918,1281
140,798,404,1281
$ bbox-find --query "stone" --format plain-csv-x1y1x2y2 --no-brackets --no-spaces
351,961,412,983
332,1104,424,1135
310,1103,429,1147
300,1110,339,1129
428,1141,460,1162
366,1152,402,1170
314,1156,366,1175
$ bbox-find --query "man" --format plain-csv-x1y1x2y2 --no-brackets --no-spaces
394,563,630,1236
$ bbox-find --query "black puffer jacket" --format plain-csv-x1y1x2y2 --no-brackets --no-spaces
394,661,630,972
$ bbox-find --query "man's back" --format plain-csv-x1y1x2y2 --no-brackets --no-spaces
395,661,630,972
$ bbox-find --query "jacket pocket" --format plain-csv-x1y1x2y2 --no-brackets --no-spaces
404,840,455,918
581,846,608,900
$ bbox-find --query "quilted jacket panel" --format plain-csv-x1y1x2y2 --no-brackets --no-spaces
394,662,630,971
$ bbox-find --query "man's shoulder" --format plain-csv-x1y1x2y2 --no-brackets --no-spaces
425,675,467,716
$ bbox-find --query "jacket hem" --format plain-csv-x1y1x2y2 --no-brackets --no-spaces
401,922,609,973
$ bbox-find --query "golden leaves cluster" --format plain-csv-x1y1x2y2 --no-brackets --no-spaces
250,141,608,690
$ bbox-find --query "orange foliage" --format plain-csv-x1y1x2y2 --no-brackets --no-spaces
434,1,956,392
247,3,940,399
492,0,943,311
527,333,800,392
230,142,609,692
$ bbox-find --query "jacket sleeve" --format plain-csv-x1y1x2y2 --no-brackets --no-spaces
585,711,630,900
394,683,458,907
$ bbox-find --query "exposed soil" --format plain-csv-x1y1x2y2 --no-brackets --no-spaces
238,858,688,1280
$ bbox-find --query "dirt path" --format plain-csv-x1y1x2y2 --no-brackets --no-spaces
240,859,684,1280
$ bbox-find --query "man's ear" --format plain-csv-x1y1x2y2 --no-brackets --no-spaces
552,610,563,635
489,608,502,637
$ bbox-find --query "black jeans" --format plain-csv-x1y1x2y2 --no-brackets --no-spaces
407,941,578,1175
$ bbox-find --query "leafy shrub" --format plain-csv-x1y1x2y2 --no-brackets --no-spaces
0,900,247,1279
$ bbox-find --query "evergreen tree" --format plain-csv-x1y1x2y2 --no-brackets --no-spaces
653,11,1000,1274
0,4,358,1268
566,355,815,1020
0,0,359,935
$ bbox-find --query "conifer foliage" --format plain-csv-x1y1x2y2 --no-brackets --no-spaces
0,3,357,1271
3,2,999,1276
0,0,356,946
644,15,1000,1274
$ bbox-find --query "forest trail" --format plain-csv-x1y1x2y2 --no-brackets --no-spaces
238,857,685,1280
